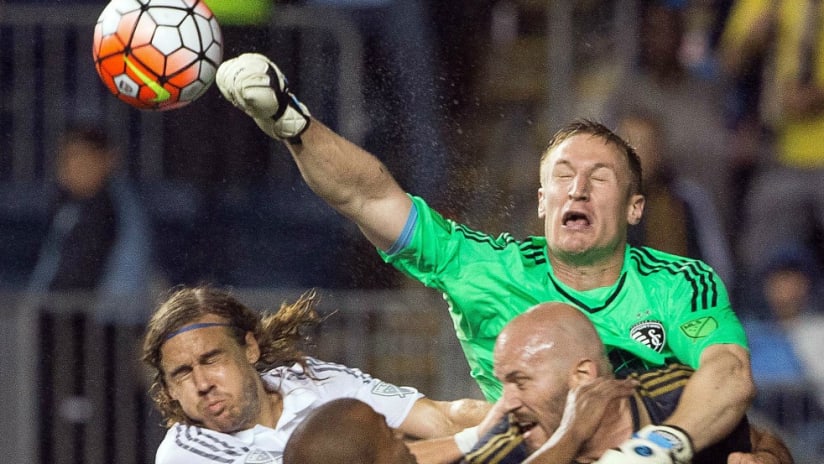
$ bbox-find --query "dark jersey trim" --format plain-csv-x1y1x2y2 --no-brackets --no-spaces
630,248,718,311
546,271,628,314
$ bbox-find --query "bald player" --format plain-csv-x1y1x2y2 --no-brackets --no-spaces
471,302,792,464
283,398,418,464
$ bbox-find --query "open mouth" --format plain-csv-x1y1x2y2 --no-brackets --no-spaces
516,420,538,435
562,211,591,227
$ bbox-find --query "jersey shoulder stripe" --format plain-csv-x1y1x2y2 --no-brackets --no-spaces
454,223,518,250
630,247,719,311
274,357,373,385
519,240,547,265
171,424,249,463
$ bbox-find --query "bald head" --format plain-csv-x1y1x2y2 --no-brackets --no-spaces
495,302,609,376
283,398,417,464
493,302,614,440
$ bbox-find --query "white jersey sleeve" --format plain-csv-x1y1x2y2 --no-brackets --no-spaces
266,357,424,428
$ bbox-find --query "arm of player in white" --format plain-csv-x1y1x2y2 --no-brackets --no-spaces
402,398,491,464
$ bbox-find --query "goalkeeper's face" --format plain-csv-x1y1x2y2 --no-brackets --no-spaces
538,134,644,263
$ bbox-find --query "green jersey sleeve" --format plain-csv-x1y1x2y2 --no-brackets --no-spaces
627,247,749,368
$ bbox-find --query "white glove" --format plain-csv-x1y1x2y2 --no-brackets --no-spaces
215,53,311,142
633,425,694,464
595,437,675,464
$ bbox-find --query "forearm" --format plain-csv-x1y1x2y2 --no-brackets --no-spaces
286,119,411,249
665,345,755,450
400,398,490,439
407,436,464,464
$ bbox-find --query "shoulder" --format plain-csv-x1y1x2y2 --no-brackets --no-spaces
627,246,716,278
262,357,376,392
156,423,249,464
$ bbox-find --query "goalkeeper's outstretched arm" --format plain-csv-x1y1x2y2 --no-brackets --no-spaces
216,53,412,251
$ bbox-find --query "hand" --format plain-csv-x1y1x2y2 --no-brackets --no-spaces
475,398,510,438
548,378,638,447
215,53,311,141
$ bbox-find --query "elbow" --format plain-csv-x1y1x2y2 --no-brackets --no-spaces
732,350,756,405
702,345,757,407
722,346,757,406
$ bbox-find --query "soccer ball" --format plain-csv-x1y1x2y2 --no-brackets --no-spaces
92,0,223,111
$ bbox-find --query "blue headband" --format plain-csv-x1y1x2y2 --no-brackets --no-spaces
164,322,234,341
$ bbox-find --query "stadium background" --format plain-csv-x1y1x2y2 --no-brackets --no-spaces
0,1,820,463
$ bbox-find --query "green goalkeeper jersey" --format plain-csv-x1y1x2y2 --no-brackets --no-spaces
380,196,748,401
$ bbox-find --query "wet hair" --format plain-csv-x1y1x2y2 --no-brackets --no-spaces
142,285,322,426
540,118,644,196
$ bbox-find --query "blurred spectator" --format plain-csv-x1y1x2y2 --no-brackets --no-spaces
616,111,736,287
719,0,824,309
602,1,734,232
26,124,152,324
742,244,824,459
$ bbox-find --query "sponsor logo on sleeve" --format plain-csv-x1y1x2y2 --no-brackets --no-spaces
680,316,718,339
372,382,417,398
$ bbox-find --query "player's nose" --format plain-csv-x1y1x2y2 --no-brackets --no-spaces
192,366,214,393
500,387,522,412
568,175,590,200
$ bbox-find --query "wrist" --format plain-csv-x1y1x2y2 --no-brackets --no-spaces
454,425,480,455
636,424,694,464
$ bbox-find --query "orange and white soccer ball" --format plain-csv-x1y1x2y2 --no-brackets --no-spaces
93,0,223,111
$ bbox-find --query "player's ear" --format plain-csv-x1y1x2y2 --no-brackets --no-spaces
627,194,645,225
244,332,261,364
537,187,546,219
570,359,598,387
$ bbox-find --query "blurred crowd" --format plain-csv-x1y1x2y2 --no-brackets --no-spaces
2,0,824,458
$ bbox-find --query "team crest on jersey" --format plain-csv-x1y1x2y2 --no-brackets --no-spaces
372,381,417,398
630,320,666,353
245,449,276,463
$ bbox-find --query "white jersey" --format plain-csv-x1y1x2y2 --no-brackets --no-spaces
155,357,423,464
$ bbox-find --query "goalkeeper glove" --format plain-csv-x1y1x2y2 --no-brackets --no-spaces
215,53,311,143
595,436,675,464
633,424,694,464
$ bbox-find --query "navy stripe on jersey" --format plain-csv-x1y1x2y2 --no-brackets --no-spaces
547,271,628,314
174,425,249,463
279,358,373,384
630,247,718,311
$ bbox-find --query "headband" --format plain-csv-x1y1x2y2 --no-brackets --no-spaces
164,322,234,341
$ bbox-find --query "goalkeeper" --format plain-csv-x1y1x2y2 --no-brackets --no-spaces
215,53,755,463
